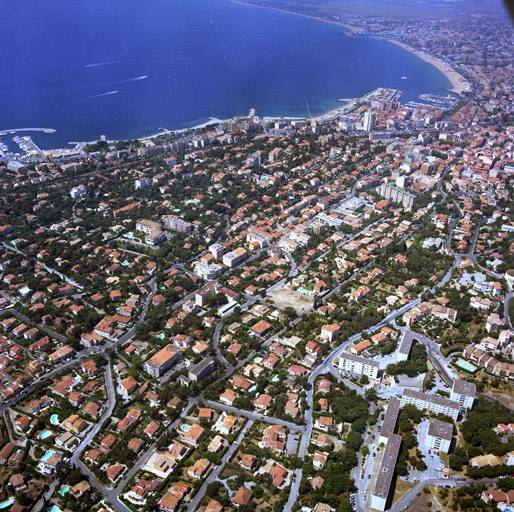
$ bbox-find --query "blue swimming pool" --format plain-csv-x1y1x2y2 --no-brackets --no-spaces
180,424,191,432
39,430,53,440
455,359,477,373
41,449,55,462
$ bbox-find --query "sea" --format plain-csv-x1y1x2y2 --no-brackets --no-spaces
0,0,451,149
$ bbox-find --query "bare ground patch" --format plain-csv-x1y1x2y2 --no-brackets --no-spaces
267,286,314,314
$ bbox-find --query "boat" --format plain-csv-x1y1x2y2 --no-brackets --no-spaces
401,75,408,80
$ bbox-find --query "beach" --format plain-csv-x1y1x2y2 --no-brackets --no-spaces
226,0,471,97
386,40,471,96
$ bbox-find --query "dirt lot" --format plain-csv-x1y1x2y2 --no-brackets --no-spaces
267,286,314,314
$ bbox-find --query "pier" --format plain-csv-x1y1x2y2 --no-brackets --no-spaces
0,127,56,136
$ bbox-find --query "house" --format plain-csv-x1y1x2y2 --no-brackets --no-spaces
233,486,253,507
250,320,273,338
313,450,329,469
205,500,223,512
321,324,340,342
120,376,138,397
253,394,272,410
315,416,335,431
144,421,161,438
240,454,256,471
180,423,205,446
220,389,238,406
233,375,253,391
9,474,27,493
128,437,145,454
69,481,91,500
270,464,288,487
187,458,210,479
486,313,503,333
261,425,287,453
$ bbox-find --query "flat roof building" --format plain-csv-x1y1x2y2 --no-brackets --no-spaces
338,352,379,379
451,379,476,410
425,419,453,454
378,398,400,446
400,389,460,420
371,433,402,511
397,330,414,362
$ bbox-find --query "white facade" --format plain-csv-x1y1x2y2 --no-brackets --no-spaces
450,380,475,410
338,353,379,379
400,390,460,420
425,419,453,454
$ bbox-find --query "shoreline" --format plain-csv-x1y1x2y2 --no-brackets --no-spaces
3,1,471,153
385,39,471,96
225,0,471,97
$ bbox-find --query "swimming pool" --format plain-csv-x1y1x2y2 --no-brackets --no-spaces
249,385,257,393
253,357,263,364
455,359,478,373
60,486,69,496
180,424,191,432
125,232,133,238
158,333,165,339
41,449,55,462
39,430,53,440
50,414,59,425
0,499,14,510
271,375,279,382
49,506,62,512
122,260,130,266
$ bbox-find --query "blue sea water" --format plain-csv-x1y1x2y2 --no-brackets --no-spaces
0,0,451,149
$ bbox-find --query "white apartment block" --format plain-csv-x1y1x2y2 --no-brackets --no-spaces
425,419,453,454
450,379,476,410
400,389,460,420
338,353,379,380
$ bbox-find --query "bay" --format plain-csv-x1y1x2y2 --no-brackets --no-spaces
0,0,451,148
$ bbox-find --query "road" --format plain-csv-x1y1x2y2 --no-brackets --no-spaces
203,400,303,432
2,242,84,290
71,363,115,466
185,420,254,512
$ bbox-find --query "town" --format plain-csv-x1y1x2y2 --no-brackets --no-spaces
1,4,514,512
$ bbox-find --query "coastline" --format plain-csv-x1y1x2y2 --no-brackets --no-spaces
385,39,471,96
224,0,471,97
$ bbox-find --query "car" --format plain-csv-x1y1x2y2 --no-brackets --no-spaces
420,454,425,458
293,473,296,478
361,475,364,479
368,474,371,479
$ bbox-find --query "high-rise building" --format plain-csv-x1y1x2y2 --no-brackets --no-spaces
363,110,376,132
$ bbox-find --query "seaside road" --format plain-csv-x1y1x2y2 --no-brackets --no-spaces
185,419,254,512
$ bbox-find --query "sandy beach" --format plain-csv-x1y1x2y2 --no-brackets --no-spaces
227,0,471,97
386,40,471,96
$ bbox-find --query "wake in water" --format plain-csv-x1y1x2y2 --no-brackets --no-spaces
85,59,132,68
89,90,119,99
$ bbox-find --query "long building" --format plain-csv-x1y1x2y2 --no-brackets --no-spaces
397,330,414,361
378,398,400,446
338,352,379,379
378,182,417,209
400,389,460,420
370,433,402,512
